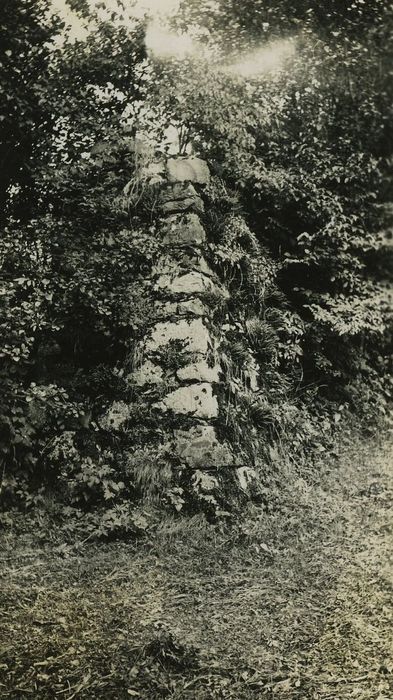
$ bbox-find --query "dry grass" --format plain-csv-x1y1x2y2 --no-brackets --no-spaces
0,435,392,698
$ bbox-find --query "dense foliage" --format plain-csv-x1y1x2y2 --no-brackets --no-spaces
0,0,61,220
0,0,392,531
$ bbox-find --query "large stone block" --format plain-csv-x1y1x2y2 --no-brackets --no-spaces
146,318,212,355
175,252,213,277
154,299,208,320
166,157,210,185
161,197,204,215
152,256,179,280
176,299,208,317
155,271,216,296
177,360,221,383
159,182,204,214
158,383,218,419
159,182,198,203
153,253,214,280
174,425,234,468
161,213,206,246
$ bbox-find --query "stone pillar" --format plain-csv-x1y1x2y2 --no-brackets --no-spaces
128,156,237,479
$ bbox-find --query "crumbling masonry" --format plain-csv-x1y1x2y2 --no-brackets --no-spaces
104,155,262,502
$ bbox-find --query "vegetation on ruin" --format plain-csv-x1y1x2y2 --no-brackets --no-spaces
0,0,392,526
1,3,393,698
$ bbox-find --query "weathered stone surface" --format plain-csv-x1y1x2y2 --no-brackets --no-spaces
161,213,206,246
154,299,208,319
146,318,212,355
153,253,214,280
175,253,213,277
166,157,210,185
152,256,180,280
177,360,220,383
100,401,131,431
120,155,262,505
158,383,218,419
191,256,213,277
155,271,216,296
153,301,182,319
160,196,204,215
177,299,208,317
174,425,234,468
130,360,163,386
159,182,198,203
236,466,258,492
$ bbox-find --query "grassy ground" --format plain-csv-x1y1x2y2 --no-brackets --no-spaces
0,434,392,699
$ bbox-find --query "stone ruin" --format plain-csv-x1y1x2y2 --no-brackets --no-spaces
104,155,262,506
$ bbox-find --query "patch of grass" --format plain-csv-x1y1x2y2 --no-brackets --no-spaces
0,435,392,698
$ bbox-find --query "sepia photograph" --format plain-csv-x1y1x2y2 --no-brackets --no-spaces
1,1,392,697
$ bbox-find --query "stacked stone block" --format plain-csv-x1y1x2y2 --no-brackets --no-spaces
128,156,238,475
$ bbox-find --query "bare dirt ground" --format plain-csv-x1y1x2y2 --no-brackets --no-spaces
0,435,392,699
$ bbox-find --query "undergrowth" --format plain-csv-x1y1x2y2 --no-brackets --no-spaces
1,434,392,699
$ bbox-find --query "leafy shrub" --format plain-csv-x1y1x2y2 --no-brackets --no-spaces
1,1,392,527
